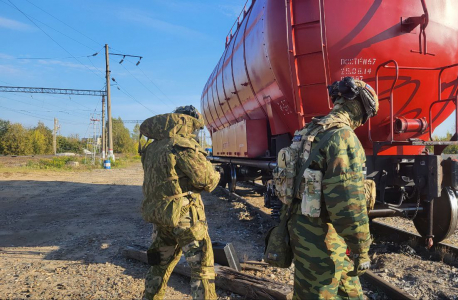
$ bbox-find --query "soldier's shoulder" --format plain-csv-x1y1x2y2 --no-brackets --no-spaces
324,127,362,151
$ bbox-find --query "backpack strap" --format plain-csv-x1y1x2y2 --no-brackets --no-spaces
293,126,351,195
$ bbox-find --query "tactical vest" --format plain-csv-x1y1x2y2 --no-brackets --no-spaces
273,126,350,217
272,125,323,206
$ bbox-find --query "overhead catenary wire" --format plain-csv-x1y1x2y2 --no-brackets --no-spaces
5,0,104,81
23,0,103,49
21,13,98,52
136,63,178,107
0,104,86,125
111,78,158,115
118,61,175,110
2,92,94,117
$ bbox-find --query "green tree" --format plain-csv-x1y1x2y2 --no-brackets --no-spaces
432,131,458,154
131,123,140,142
112,117,136,153
30,121,53,154
0,119,11,154
57,135,84,153
1,123,32,155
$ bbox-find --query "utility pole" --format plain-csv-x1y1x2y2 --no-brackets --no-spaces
101,95,106,160
105,44,115,161
91,117,100,165
103,45,142,161
53,118,58,155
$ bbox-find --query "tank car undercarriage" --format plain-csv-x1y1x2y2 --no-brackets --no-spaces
212,149,458,246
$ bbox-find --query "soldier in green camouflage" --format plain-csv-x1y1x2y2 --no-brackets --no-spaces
287,77,379,299
139,105,220,300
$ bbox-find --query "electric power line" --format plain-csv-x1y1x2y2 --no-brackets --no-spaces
118,62,174,110
136,63,177,107
23,0,103,49
1,93,98,118
111,78,157,115
5,0,104,81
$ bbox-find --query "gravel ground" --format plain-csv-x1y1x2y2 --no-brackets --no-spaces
1,155,457,299
0,157,269,299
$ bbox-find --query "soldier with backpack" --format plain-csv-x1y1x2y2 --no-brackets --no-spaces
139,105,220,300
271,77,379,299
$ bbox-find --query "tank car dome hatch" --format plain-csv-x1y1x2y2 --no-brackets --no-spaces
202,0,458,245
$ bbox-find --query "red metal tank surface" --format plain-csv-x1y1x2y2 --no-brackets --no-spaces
201,0,458,157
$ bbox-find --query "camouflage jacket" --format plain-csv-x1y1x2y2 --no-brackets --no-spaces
296,126,371,253
140,113,220,227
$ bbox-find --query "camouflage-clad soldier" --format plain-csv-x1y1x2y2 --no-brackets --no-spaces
139,105,220,300
288,77,379,299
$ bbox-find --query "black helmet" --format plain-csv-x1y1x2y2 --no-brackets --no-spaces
173,105,201,120
327,77,379,124
327,77,359,101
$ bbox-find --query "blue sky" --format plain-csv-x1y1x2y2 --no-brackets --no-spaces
0,0,454,139
0,0,247,138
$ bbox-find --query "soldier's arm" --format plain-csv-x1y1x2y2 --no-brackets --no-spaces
321,129,371,253
175,147,220,192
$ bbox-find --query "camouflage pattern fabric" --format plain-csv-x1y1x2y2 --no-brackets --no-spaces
140,113,220,227
301,168,323,217
140,112,219,300
288,213,363,299
288,124,371,299
364,179,376,211
143,207,216,300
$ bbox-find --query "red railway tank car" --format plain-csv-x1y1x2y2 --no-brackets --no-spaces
201,0,458,244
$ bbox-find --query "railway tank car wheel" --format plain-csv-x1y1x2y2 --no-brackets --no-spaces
413,187,458,243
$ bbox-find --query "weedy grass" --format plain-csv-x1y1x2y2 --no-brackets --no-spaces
26,156,102,171
106,154,141,168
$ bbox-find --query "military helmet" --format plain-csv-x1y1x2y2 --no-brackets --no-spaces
173,105,201,119
327,77,379,124
173,105,204,129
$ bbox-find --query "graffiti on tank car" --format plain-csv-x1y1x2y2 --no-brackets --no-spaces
340,57,377,80
278,99,293,115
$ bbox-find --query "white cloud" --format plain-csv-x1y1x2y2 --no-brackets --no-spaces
0,53,14,60
0,16,33,31
0,64,23,76
37,59,97,71
116,9,207,39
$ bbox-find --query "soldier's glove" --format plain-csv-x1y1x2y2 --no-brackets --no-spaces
348,251,370,277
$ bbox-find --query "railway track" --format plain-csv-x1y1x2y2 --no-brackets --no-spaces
371,221,458,257
220,186,419,300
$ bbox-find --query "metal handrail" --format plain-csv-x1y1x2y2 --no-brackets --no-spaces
371,60,399,143
224,0,255,48
372,61,458,145
429,95,458,141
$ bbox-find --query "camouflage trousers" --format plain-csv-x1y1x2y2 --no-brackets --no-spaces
288,213,364,300
143,204,217,300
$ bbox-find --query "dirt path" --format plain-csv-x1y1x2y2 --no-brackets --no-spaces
0,161,272,299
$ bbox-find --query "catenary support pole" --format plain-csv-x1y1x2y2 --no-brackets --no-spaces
53,118,57,155
101,96,106,159
105,44,115,161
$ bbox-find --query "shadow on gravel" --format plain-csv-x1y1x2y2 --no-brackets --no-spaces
0,179,276,294
0,180,154,280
